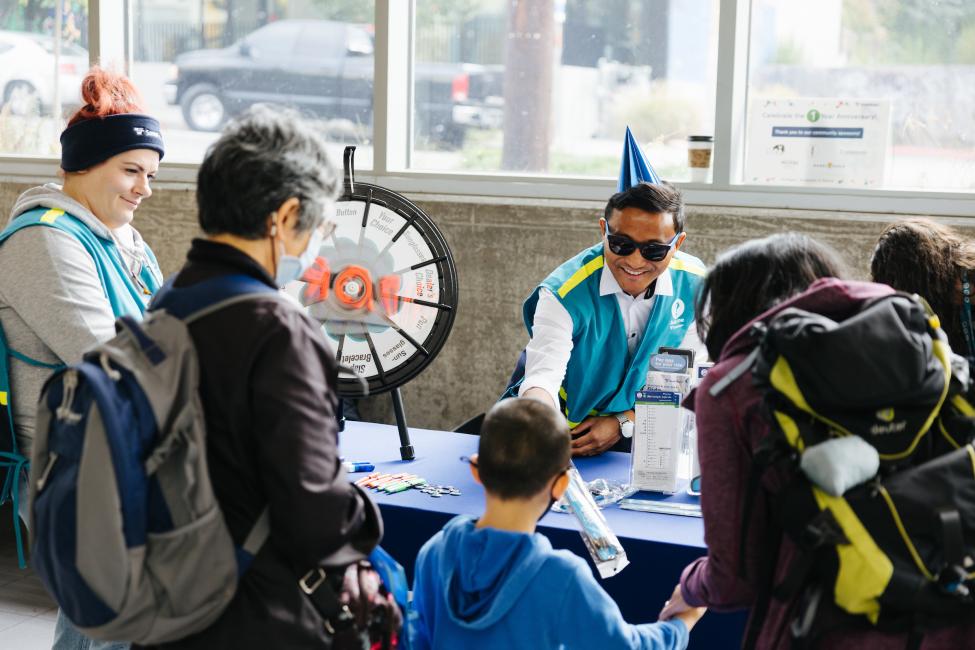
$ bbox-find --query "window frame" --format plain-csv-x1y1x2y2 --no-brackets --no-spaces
0,0,972,218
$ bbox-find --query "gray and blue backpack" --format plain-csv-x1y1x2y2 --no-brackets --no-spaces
29,274,277,644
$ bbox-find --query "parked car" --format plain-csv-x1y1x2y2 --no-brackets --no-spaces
165,19,502,148
0,30,88,116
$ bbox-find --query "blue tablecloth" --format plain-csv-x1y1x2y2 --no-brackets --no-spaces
340,422,747,649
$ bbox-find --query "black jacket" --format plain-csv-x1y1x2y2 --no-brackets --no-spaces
151,239,382,649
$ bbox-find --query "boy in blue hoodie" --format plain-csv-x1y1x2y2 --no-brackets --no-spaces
410,397,705,649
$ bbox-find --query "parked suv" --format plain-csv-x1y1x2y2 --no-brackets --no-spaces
165,19,502,148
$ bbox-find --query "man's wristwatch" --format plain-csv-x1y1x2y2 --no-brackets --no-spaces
615,413,634,439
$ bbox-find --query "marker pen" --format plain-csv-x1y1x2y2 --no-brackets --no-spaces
343,461,376,473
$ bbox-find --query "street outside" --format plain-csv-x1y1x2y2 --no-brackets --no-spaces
0,61,970,191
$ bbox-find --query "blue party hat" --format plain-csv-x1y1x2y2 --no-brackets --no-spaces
617,126,660,191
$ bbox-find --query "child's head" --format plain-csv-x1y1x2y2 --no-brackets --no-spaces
472,398,571,502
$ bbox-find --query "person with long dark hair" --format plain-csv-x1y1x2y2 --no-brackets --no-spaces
871,218,975,364
658,233,975,648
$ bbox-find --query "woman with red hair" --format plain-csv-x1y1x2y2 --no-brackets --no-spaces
0,67,165,650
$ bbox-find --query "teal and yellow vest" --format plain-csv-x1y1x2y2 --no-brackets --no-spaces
0,207,162,317
0,207,162,566
519,243,705,427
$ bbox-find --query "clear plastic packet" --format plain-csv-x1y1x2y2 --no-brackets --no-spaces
551,478,634,512
556,467,630,578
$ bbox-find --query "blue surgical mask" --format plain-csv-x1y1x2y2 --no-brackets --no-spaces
275,226,325,288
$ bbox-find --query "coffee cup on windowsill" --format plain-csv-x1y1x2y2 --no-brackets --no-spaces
687,135,713,183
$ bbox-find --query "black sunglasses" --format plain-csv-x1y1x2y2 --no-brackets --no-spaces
605,227,680,262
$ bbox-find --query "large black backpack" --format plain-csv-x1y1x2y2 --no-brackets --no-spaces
713,290,975,649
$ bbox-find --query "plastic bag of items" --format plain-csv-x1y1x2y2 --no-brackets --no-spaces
558,467,629,578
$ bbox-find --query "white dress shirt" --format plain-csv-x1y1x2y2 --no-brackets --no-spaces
519,266,707,412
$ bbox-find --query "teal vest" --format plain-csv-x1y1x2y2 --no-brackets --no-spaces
0,207,162,567
0,207,162,318
521,243,705,426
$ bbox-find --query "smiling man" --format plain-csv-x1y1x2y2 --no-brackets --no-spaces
504,182,706,456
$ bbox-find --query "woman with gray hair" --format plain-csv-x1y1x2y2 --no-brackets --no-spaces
139,105,387,649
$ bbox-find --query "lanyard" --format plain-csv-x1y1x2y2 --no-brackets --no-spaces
962,272,975,365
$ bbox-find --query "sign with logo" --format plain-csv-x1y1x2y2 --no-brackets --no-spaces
669,297,687,331
745,97,891,187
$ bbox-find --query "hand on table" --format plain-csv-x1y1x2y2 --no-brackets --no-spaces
570,415,621,456
658,584,707,632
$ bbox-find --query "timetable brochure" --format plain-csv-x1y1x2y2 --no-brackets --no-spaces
631,353,693,494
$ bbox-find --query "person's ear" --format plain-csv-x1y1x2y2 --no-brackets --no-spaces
674,232,687,251
599,217,607,237
273,197,302,237
552,471,569,500
469,454,482,485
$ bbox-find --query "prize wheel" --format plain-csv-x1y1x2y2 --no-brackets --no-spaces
296,147,459,401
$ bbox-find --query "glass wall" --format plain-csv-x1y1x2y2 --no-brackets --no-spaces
746,0,975,191
130,0,375,167
410,0,720,181
0,0,89,156
1,0,972,206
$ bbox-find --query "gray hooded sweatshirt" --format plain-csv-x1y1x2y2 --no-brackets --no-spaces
0,183,161,452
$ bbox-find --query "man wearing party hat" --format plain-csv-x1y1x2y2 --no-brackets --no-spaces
503,128,706,456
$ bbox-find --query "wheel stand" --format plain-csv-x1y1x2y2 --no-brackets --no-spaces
390,388,416,461
337,389,415,461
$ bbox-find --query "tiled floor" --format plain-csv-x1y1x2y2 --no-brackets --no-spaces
0,507,56,649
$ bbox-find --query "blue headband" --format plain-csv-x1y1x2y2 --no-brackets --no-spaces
60,113,165,172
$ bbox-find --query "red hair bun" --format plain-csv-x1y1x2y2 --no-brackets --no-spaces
67,67,146,126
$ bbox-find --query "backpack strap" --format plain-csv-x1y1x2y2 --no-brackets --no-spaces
0,339,30,568
710,347,760,397
238,508,270,574
113,274,281,369
150,273,278,322
153,275,282,575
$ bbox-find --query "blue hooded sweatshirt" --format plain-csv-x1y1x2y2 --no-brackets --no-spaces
410,515,689,650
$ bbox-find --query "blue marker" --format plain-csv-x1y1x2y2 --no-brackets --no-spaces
343,461,375,473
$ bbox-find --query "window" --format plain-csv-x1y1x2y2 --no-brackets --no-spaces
242,20,301,59
744,0,975,191
410,0,720,181
130,1,375,168
1,0,972,213
0,2,90,157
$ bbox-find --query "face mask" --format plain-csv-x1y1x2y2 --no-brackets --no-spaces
540,493,558,523
275,225,325,288
539,471,567,523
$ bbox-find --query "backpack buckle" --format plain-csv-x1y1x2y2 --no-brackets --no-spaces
800,510,847,549
300,567,328,594
937,564,971,598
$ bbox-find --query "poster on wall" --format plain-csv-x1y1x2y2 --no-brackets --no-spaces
745,97,891,187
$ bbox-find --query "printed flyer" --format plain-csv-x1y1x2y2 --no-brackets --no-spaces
746,97,891,187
